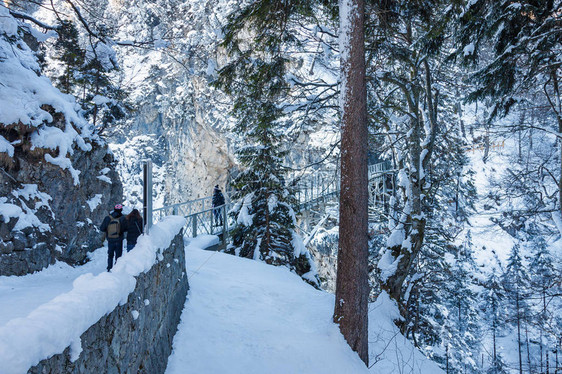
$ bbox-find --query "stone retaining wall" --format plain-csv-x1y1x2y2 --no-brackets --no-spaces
28,232,188,374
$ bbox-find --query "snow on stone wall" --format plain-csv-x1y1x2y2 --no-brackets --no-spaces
0,217,188,374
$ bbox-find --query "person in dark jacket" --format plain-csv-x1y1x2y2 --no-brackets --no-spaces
126,209,143,252
100,203,128,271
212,185,225,226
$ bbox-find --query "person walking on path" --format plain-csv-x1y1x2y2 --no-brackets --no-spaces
126,209,143,252
100,203,128,271
212,185,225,226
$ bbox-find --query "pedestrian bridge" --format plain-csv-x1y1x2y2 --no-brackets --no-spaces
149,161,396,242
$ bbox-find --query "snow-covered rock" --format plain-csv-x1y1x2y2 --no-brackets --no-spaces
0,10,123,275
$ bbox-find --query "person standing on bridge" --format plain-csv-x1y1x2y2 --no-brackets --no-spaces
212,185,225,226
100,204,128,271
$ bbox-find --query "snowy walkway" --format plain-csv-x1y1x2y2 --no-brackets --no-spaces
166,236,442,374
0,247,107,327
0,228,441,373
0,217,186,374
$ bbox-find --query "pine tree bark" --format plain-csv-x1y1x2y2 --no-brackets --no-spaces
333,0,369,366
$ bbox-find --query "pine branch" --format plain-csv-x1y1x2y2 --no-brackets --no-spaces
8,9,59,31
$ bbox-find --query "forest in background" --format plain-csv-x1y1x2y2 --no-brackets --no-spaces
1,0,561,373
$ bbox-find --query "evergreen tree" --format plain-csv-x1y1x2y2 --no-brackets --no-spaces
46,20,127,134
51,20,85,94
410,233,482,373
528,235,556,373
484,260,509,374
444,237,481,373
81,38,127,134
227,108,318,283
215,0,319,286
502,243,530,374
455,0,562,214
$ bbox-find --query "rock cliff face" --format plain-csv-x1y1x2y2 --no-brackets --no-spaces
0,140,122,276
103,0,237,206
0,10,123,276
27,232,188,374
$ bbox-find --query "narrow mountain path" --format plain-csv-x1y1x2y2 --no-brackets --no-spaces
166,235,369,374
166,236,442,374
0,247,107,327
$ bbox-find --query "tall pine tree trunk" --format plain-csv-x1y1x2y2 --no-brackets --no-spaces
493,323,497,373
526,324,532,373
517,294,523,374
333,0,369,365
550,71,562,216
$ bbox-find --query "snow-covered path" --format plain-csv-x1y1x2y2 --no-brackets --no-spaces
166,236,368,374
0,231,441,373
0,247,107,327
166,236,442,374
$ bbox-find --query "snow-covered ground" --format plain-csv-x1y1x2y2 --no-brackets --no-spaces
0,217,185,374
166,235,442,374
0,247,106,327
0,226,441,374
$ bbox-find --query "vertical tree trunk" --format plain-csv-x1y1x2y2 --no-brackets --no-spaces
517,294,523,374
541,287,545,373
493,324,497,373
554,337,562,374
550,72,562,216
446,344,449,374
526,324,532,373
541,329,544,373
333,0,369,366
455,88,466,138
518,127,522,161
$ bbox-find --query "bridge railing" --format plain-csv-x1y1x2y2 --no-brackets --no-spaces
154,193,236,240
368,160,392,177
153,196,214,219
150,161,394,240
295,173,340,210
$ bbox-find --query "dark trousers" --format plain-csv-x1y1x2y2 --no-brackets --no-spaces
107,240,123,270
213,208,223,225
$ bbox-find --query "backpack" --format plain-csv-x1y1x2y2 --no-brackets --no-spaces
107,215,121,239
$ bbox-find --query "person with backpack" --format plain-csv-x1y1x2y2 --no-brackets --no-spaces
126,209,143,252
212,185,225,226
100,203,128,271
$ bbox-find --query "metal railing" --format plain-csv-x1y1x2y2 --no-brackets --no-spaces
294,171,340,210
368,160,392,177
150,161,395,240
153,195,235,240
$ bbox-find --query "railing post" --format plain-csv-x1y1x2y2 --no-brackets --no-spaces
143,159,153,234
192,214,197,237
222,205,228,244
